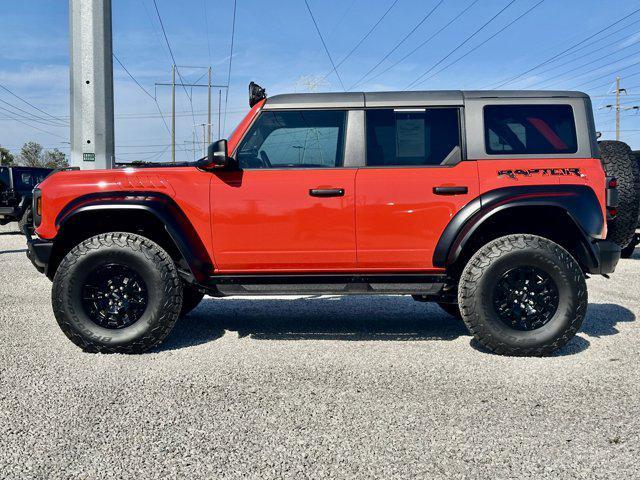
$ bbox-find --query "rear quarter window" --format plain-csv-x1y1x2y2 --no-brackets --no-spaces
484,104,577,155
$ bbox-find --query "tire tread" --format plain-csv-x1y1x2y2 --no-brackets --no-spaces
458,234,587,356
52,232,182,354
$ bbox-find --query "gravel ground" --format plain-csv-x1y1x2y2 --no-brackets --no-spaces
1,222,639,479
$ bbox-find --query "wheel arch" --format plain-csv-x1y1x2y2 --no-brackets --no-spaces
435,185,605,274
48,192,212,282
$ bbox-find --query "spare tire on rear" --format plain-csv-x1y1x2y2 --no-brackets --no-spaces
599,140,640,248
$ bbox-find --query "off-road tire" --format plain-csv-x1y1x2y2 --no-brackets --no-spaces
599,141,640,248
18,206,32,234
180,284,205,317
437,302,462,320
52,232,183,353
458,234,587,356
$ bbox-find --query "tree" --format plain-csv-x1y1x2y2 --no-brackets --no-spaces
42,148,68,168
18,142,43,167
17,142,69,168
0,146,14,166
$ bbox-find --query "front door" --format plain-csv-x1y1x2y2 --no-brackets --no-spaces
355,107,479,270
210,109,357,272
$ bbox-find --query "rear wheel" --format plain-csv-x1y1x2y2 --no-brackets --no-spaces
458,234,587,356
52,232,183,353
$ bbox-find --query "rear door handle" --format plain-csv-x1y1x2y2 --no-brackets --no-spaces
433,186,468,195
309,188,345,197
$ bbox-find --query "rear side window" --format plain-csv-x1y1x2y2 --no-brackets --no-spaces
366,108,460,166
484,104,577,155
236,110,346,168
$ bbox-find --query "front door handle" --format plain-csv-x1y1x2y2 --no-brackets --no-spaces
433,186,468,195
309,188,345,197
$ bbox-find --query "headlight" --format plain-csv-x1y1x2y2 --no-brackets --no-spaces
32,189,42,227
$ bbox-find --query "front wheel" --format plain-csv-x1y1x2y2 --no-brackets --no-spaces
52,232,183,353
458,234,587,356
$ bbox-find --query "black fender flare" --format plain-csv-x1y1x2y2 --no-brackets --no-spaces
433,185,605,269
55,192,212,282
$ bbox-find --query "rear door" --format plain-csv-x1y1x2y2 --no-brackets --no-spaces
210,109,357,272
355,107,479,270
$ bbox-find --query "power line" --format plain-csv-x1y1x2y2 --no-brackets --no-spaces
0,83,68,125
0,108,67,139
223,0,237,134
140,0,172,63
528,43,640,90
304,0,345,90
151,0,196,128
405,0,518,90
522,23,640,82
203,0,212,65
328,0,358,37
572,60,640,89
349,0,445,91
323,0,400,80
364,0,480,86
489,6,640,88
113,52,172,136
113,53,155,99
0,99,68,128
0,107,248,122
590,69,640,90
416,0,545,87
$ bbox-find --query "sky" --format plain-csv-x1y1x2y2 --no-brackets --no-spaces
1,0,640,163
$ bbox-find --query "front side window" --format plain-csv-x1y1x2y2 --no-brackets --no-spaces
236,110,346,169
484,104,578,155
365,108,460,167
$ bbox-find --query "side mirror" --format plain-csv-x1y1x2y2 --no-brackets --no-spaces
203,139,230,169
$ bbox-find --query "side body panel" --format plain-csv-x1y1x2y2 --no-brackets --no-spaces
476,158,607,235
354,162,479,270
34,167,216,269
210,169,358,272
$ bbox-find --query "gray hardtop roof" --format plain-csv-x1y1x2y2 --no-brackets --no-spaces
263,90,589,109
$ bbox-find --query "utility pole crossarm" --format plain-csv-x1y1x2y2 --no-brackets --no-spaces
155,83,228,88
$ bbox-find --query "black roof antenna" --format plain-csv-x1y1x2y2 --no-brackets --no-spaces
249,82,267,107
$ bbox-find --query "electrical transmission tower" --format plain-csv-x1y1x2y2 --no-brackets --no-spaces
156,66,227,162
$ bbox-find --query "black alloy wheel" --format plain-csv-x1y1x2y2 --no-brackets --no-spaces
492,266,560,331
81,263,148,329
52,232,183,353
458,234,587,356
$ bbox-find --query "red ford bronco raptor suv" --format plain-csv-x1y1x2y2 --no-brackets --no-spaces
25,83,639,356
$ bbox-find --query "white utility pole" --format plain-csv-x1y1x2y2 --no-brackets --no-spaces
69,0,115,169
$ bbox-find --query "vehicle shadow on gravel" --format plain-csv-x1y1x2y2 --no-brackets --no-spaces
470,303,636,357
160,295,469,351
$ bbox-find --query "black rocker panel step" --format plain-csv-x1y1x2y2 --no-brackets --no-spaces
205,274,446,296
